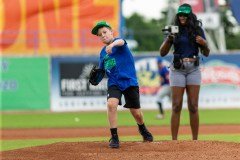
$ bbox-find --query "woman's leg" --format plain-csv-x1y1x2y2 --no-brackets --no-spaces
171,86,185,140
186,85,200,140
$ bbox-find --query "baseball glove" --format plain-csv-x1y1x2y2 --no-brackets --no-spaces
89,66,105,86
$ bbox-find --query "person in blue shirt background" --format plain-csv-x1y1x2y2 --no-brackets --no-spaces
91,21,153,148
159,4,210,140
156,57,171,119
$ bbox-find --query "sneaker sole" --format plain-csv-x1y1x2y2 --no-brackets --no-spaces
143,137,153,142
109,145,120,148
143,139,153,142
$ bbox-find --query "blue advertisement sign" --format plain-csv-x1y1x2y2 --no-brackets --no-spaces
51,53,240,111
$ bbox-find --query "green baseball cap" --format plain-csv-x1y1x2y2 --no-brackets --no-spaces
177,5,192,15
91,21,111,35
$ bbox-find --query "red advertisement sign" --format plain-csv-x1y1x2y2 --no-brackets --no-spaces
180,0,204,13
180,0,219,13
0,0,120,55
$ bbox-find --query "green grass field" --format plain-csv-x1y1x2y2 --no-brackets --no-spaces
1,109,240,151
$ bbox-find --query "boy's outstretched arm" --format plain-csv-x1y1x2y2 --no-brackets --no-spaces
106,39,125,54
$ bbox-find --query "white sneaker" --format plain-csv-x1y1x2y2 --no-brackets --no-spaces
156,114,164,119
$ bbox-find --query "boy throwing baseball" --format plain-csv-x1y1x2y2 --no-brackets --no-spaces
91,21,153,148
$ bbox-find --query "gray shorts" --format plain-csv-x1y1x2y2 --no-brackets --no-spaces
169,62,201,87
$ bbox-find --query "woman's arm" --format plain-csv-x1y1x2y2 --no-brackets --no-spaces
159,36,173,57
200,43,210,57
196,35,210,57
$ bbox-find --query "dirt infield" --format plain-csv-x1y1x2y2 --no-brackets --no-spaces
1,124,240,139
1,125,240,160
1,141,240,160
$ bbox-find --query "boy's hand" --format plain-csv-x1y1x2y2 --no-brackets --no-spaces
106,43,114,54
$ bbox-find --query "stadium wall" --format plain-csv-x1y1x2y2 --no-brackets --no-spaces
1,57,50,110
50,53,240,112
1,53,240,111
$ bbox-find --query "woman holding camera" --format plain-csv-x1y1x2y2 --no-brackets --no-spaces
159,3,210,140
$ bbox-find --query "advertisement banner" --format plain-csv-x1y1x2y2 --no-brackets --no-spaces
180,0,204,13
0,57,50,110
0,0,120,55
51,54,240,112
180,0,218,13
51,56,107,111
135,54,240,109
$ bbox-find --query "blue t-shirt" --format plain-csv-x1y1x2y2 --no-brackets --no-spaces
173,27,206,58
99,38,138,91
159,66,169,86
